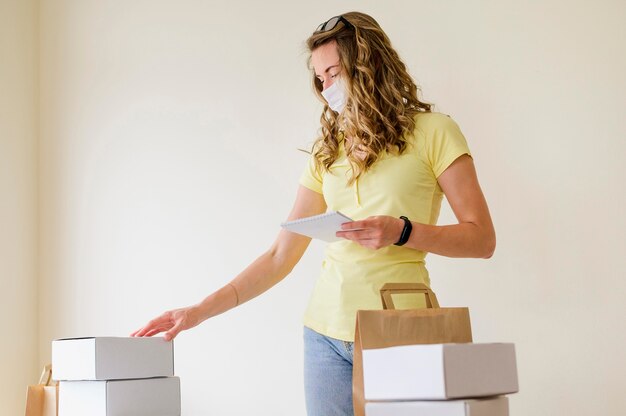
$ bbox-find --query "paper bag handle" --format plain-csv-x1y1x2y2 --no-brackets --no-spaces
380,283,440,310
38,364,53,386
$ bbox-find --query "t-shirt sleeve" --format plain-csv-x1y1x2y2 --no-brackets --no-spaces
299,152,324,194
425,114,472,178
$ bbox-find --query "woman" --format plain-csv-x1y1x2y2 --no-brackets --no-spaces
132,11,495,416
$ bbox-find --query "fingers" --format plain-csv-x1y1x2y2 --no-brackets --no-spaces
340,219,369,231
164,320,185,341
336,229,376,241
130,316,173,338
143,327,169,337
337,219,374,238
131,325,161,338
131,324,155,338
336,216,400,249
337,230,384,250
132,307,195,341
337,223,378,240
131,326,149,337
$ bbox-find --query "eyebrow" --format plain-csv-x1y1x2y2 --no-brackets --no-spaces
315,64,340,78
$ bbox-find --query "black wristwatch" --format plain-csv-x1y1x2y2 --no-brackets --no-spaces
394,216,412,246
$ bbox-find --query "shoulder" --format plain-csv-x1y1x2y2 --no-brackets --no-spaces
406,112,462,151
413,112,461,137
407,112,470,171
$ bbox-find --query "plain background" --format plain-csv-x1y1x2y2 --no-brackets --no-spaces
2,0,625,415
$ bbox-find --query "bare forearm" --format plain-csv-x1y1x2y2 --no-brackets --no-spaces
190,187,324,326
405,221,496,259
194,249,296,322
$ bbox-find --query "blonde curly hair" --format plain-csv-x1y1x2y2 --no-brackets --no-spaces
306,11,432,185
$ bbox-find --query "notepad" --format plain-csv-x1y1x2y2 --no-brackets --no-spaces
280,211,354,242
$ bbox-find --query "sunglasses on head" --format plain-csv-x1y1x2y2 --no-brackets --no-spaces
316,15,354,32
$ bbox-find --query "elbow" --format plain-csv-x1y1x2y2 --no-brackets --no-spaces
267,246,299,277
481,232,496,259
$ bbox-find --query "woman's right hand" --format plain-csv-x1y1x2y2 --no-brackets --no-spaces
130,305,203,341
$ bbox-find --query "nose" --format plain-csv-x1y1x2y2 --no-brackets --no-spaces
322,77,335,92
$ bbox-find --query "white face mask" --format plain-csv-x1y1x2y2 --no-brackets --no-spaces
321,78,347,113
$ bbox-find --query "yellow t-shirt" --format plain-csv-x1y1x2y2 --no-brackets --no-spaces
299,112,471,341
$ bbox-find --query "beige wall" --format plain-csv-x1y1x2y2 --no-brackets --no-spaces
3,0,625,414
0,0,39,414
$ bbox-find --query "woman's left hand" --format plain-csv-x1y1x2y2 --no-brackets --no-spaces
336,215,404,250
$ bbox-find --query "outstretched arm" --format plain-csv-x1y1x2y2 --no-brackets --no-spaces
131,185,327,340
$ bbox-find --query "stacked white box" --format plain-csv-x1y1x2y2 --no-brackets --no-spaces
52,337,180,416
366,396,509,416
362,343,518,415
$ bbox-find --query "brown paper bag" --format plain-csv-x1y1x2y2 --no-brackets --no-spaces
352,283,473,416
25,365,58,416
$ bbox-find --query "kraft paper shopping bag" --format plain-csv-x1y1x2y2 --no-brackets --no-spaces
352,283,473,416
25,365,58,416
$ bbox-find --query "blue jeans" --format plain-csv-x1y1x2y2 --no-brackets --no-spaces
303,326,354,416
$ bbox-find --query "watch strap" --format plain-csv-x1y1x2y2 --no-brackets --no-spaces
394,216,412,246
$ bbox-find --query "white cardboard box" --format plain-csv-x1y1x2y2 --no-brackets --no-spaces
59,377,181,416
366,396,509,416
52,337,174,381
363,343,518,400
